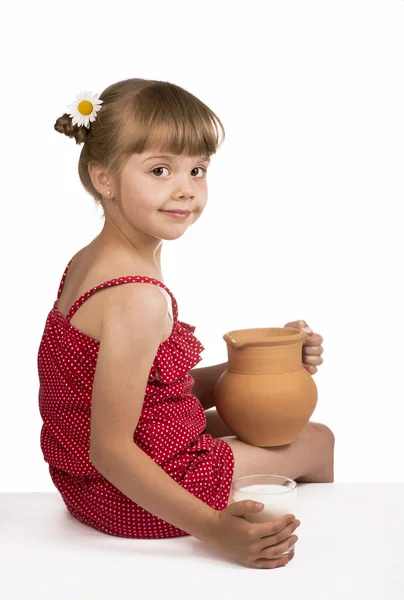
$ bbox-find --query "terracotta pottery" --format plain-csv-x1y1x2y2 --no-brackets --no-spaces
213,327,318,447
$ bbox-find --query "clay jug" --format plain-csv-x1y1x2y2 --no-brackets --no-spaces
213,327,318,447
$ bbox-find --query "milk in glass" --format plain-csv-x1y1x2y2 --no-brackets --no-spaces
232,483,297,523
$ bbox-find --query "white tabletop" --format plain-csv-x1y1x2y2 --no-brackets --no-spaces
1,483,403,600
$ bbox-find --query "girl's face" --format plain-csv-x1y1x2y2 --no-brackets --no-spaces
111,150,210,241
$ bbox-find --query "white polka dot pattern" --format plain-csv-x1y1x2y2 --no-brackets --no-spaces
37,259,235,539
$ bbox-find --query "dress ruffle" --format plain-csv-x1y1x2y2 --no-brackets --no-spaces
147,321,205,385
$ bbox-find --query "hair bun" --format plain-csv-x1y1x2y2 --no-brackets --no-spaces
54,113,89,145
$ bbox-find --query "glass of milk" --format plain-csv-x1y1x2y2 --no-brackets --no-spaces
231,474,298,558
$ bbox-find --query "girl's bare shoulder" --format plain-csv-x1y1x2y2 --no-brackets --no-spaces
56,241,171,343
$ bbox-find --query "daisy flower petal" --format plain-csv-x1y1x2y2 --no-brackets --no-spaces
65,90,103,130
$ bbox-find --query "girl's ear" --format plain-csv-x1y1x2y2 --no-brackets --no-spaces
88,162,111,198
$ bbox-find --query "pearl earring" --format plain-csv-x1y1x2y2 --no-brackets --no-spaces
107,191,111,195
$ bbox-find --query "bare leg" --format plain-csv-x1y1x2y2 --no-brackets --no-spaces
204,409,335,484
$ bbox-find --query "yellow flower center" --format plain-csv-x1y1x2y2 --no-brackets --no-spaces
78,100,93,115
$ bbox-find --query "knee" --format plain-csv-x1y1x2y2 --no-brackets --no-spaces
320,424,335,482
323,424,335,448
311,422,335,483
311,422,336,452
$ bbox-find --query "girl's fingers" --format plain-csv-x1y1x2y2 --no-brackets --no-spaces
258,535,298,564
303,344,324,355
254,554,292,569
303,355,323,366
303,335,323,346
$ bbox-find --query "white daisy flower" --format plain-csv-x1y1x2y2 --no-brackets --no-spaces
66,90,103,129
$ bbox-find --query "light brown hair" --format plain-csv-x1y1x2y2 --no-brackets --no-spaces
54,78,225,206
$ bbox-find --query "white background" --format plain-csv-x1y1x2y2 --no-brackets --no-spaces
1,0,403,489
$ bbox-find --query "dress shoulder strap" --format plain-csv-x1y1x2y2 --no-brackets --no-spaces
56,258,178,326
57,259,73,301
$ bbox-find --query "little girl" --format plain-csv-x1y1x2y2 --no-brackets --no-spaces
38,78,322,569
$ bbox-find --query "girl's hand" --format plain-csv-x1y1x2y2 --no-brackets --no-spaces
283,320,324,375
205,501,300,569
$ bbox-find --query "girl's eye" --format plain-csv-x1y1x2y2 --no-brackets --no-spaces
151,166,207,178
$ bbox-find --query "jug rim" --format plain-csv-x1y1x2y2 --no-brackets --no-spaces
224,327,307,349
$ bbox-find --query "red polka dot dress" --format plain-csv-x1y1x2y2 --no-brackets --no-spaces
38,259,235,539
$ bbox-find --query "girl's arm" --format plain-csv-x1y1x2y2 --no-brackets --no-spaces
89,283,217,540
92,437,216,541
189,362,228,410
